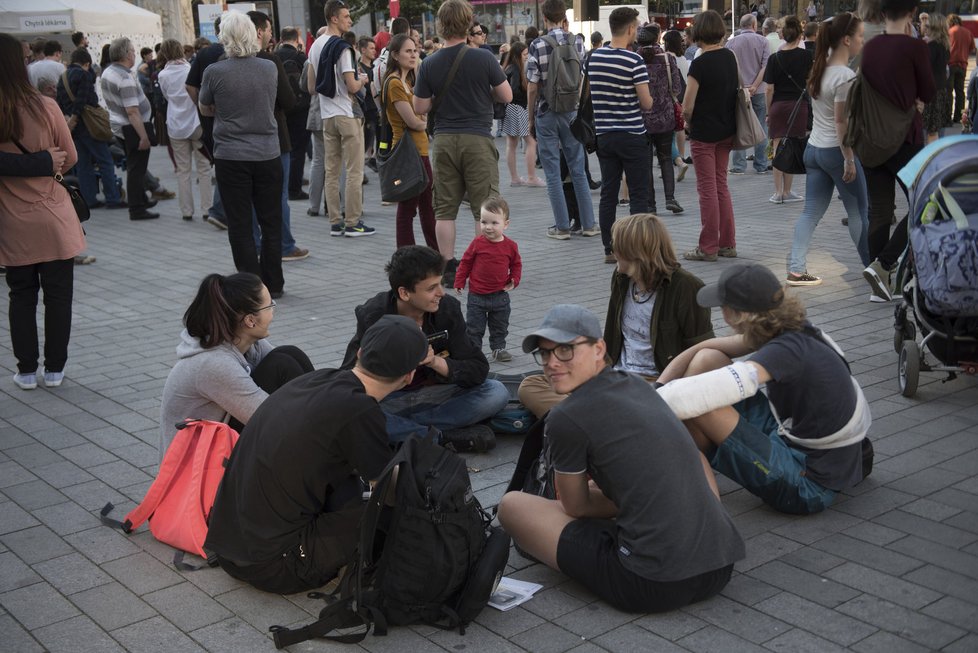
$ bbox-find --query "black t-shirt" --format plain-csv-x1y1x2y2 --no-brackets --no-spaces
185,43,225,89
687,48,738,143
763,48,813,103
548,369,745,582
204,369,392,564
414,43,507,137
750,327,863,491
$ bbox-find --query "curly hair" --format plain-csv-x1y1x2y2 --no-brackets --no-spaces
725,291,807,350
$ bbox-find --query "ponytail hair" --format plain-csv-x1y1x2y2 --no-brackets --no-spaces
183,273,264,348
808,13,862,100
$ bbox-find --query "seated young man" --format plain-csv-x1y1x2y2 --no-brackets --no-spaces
497,304,745,614
657,263,873,515
205,315,428,594
341,246,509,452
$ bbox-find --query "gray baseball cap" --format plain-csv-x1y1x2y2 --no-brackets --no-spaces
522,304,602,353
697,262,784,313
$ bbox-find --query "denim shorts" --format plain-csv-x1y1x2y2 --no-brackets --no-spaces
711,394,837,515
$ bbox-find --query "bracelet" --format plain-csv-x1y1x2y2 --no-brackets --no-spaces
844,159,854,164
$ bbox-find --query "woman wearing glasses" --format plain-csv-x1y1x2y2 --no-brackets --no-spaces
158,273,313,460
519,213,713,418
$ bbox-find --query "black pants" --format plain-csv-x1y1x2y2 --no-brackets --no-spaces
121,123,153,213
648,131,676,210
597,131,650,255
864,141,919,263
286,113,309,195
227,345,314,432
214,157,285,294
949,64,966,123
5,259,74,374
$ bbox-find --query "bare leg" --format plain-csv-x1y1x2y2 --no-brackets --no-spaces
676,130,687,162
700,452,720,499
436,220,456,261
506,135,520,183
772,138,784,197
497,492,574,570
680,347,742,451
524,135,541,183
783,172,794,197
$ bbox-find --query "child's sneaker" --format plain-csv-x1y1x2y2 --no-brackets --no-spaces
492,349,512,362
13,372,37,390
43,370,65,387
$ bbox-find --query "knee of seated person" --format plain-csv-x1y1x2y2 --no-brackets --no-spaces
496,491,526,527
686,348,732,376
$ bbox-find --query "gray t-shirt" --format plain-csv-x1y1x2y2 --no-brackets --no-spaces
199,57,280,161
548,368,745,582
414,43,507,137
615,287,657,377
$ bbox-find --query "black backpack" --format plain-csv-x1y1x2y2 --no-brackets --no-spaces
270,435,510,648
282,57,311,115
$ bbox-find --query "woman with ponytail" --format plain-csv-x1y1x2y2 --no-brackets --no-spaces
159,272,312,459
784,14,871,287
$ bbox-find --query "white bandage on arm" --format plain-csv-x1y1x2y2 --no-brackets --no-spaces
657,361,760,420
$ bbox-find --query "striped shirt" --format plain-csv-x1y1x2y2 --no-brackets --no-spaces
584,47,649,134
100,63,151,138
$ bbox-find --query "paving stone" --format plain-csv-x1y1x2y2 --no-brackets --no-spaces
887,535,978,580
33,552,113,595
60,478,129,512
850,630,930,653
188,617,274,653
0,462,39,490
519,586,587,620
837,595,965,650
676,624,770,652
4,442,67,469
1,479,68,511
840,521,906,546
833,486,917,520
102,552,184,595
873,509,978,549
754,592,877,646
70,581,158,630
748,560,860,608
0,500,40,537
144,582,233,631
736,532,804,572
553,601,637,639
59,442,121,468
32,614,126,653
0,551,42,593
0,581,81,629
770,509,861,546
509,621,589,653
64,526,141,564
902,563,978,604
719,573,782,607
429,621,529,652
685,595,790,644
811,534,924,576
762,628,849,653
476,604,545,638
885,466,968,497
0,613,44,652
941,633,978,653
0,525,75,564
87,459,154,489
360,625,453,653
919,595,978,632
31,500,102,535
824,561,942,610
777,547,846,575
31,460,95,489
592,623,687,652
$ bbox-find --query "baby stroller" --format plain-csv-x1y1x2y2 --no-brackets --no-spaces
892,136,978,397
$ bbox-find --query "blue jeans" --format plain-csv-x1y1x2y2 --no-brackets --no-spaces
787,145,870,274
73,131,122,205
381,380,510,444
597,131,650,255
535,109,596,231
465,291,511,351
730,93,768,173
252,153,297,254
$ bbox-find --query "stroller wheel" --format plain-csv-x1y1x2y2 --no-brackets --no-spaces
893,321,916,354
899,341,920,398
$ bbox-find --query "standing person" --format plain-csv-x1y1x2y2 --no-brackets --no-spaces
157,39,212,221
275,27,311,201
586,6,653,265
860,0,935,303
56,47,125,210
803,21,819,51
101,37,159,220
946,14,975,125
308,0,376,237
764,16,813,204
381,34,438,249
503,41,545,188
27,40,64,89
922,14,952,142
725,14,770,176
786,12,870,287
357,36,380,173
1,33,84,390
662,30,690,177
526,0,598,241
301,28,329,217
413,0,512,286
498,304,744,614
762,17,784,54
682,10,739,262
808,0,818,21
198,11,285,298
454,197,523,362
637,22,685,215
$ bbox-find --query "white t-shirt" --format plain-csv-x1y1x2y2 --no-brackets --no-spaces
309,33,356,119
614,288,658,377
809,65,855,149
28,60,66,89
157,60,200,140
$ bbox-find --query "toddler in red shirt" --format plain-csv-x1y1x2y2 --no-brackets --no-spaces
454,197,523,362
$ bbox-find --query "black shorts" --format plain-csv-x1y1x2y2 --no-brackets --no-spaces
556,519,733,613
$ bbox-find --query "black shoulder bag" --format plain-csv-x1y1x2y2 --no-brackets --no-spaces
569,74,596,153
771,52,809,175
14,139,90,223
376,75,429,203
425,46,468,137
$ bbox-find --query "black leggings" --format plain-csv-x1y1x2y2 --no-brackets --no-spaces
227,345,313,431
864,141,920,266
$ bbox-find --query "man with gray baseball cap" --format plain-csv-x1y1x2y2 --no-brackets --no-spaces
499,304,744,614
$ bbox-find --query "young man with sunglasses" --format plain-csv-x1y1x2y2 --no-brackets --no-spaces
497,304,744,613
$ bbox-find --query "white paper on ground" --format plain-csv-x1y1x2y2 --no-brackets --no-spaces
488,577,544,611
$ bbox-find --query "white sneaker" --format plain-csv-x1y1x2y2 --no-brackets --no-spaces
43,370,65,387
869,294,890,303
13,372,37,390
782,191,804,203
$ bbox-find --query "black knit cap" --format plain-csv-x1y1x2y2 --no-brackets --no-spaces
359,315,428,377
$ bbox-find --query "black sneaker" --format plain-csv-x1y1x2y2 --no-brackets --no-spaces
344,221,376,237
330,223,344,237
441,425,496,453
129,210,159,221
666,199,684,214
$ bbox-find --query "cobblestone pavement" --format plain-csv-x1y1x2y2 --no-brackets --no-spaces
1,140,976,653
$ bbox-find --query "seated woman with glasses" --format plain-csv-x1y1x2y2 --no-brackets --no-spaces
158,273,313,460
518,213,714,418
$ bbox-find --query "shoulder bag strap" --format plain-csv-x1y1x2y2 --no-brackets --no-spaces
774,53,807,133
430,47,468,118
61,70,77,102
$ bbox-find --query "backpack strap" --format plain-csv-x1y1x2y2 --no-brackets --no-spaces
270,599,370,648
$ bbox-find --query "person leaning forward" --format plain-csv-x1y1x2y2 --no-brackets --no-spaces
341,246,510,452
205,315,428,595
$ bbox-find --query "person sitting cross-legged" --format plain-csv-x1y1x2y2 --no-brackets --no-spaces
498,304,744,613
341,246,510,452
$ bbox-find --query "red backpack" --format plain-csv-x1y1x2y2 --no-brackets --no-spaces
101,419,239,569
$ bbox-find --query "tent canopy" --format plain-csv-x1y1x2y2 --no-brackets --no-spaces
0,0,162,36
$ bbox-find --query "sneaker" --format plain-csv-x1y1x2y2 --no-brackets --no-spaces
307,208,320,216
676,162,688,182
769,193,784,204
13,372,37,390
869,294,890,303
617,198,630,206
729,169,746,175
588,178,601,190
73,255,96,265
524,178,546,187
182,215,193,221
510,178,526,187
344,221,376,237
206,215,228,230
782,191,804,203
151,189,176,200
666,199,684,214
289,191,310,201
330,223,344,237
547,226,571,240
604,253,617,264
683,156,693,165
863,260,893,301
717,247,738,258
786,272,822,286
581,226,601,237
282,247,310,261
683,247,718,262
492,349,513,362
441,425,496,453
129,210,159,221
43,370,65,387
569,220,582,235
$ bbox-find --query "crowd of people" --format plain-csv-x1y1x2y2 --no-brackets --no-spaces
0,0,974,623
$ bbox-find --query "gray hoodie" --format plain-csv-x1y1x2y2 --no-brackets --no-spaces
158,329,273,461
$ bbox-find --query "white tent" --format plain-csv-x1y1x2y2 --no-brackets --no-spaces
0,0,162,42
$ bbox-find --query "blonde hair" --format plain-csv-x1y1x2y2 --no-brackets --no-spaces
219,11,260,58
927,14,951,52
610,213,680,291
438,0,474,41
481,196,510,220
725,292,807,350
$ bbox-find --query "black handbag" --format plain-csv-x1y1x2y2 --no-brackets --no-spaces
14,140,90,223
771,53,808,175
570,75,596,153
378,77,429,203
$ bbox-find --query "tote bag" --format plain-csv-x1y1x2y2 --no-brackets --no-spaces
378,76,429,203
732,73,766,150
